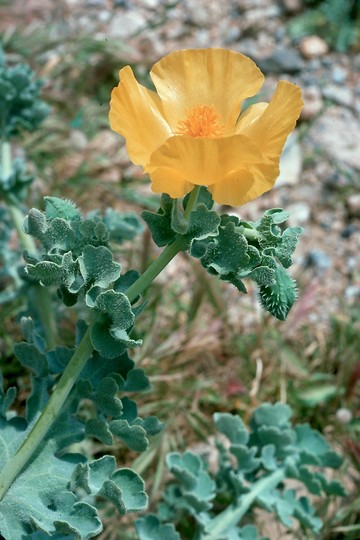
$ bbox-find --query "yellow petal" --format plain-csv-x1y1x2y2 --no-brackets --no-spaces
235,102,268,133
109,66,172,167
237,81,303,160
150,49,264,134
209,161,278,206
147,134,265,198
150,169,194,198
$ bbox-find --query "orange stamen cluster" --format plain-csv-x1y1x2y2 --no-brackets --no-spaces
177,105,224,138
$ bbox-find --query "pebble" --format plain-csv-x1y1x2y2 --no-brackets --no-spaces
305,250,331,272
141,0,160,8
332,66,347,85
299,35,329,59
281,0,303,13
69,129,88,150
322,85,354,109
301,85,323,120
109,11,147,39
308,107,360,171
222,24,241,44
185,0,216,27
287,202,311,226
345,285,360,302
346,193,360,219
341,223,359,239
336,408,353,424
256,46,304,74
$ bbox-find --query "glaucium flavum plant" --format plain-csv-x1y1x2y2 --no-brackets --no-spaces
0,48,344,540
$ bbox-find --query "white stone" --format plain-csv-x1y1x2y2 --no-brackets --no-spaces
336,408,353,424
276,133,303,187
301,85,323,120
286,202,311,226
309,107,360,170
299,35,329,58
109,11,147,39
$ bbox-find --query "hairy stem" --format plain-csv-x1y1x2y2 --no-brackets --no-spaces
202,468,286,539
0,327,94,501
126,234,188,303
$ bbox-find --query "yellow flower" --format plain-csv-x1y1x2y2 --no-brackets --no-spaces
109,48,303,206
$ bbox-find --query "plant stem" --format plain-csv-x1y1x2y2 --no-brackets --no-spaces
126,186,201,303
126,233,188,303
202,468,286,540
29,285,58,351
184,185,201,220
0,327,94,501
240,227,260,241
1,140,11,177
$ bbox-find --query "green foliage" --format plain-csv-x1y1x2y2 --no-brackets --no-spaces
0,51,50,139
136,403,345,540
136,515,180,540
0,158,34,199
258,264,298,320
0,206,22,302
142,188,220,248
0,318,160,538
191,207,302,320
288,0,360,52
144,193,302,320
24,197,142,294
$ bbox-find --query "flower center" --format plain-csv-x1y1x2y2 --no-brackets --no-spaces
176,105,224,138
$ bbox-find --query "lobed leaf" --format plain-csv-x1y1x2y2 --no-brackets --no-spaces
136,514,180,540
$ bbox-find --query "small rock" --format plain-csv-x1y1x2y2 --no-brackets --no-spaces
336,408,353,424
332,66,347,85
109,11,147,39
341,223,359,239
287,202,311,226
345,285,360,302
222,24,241,44
185,0,213,27
256,46,304,74
322,85,354,108
141,0,160,8
305,250,331,272
69,129,88,150
308,107,360,170
346,193,360,218
281,0,303,13
301,85,323,120
307,58,321,71
98,10,111,21
86,0,104,6
299,35,329,59
276,133,303,187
